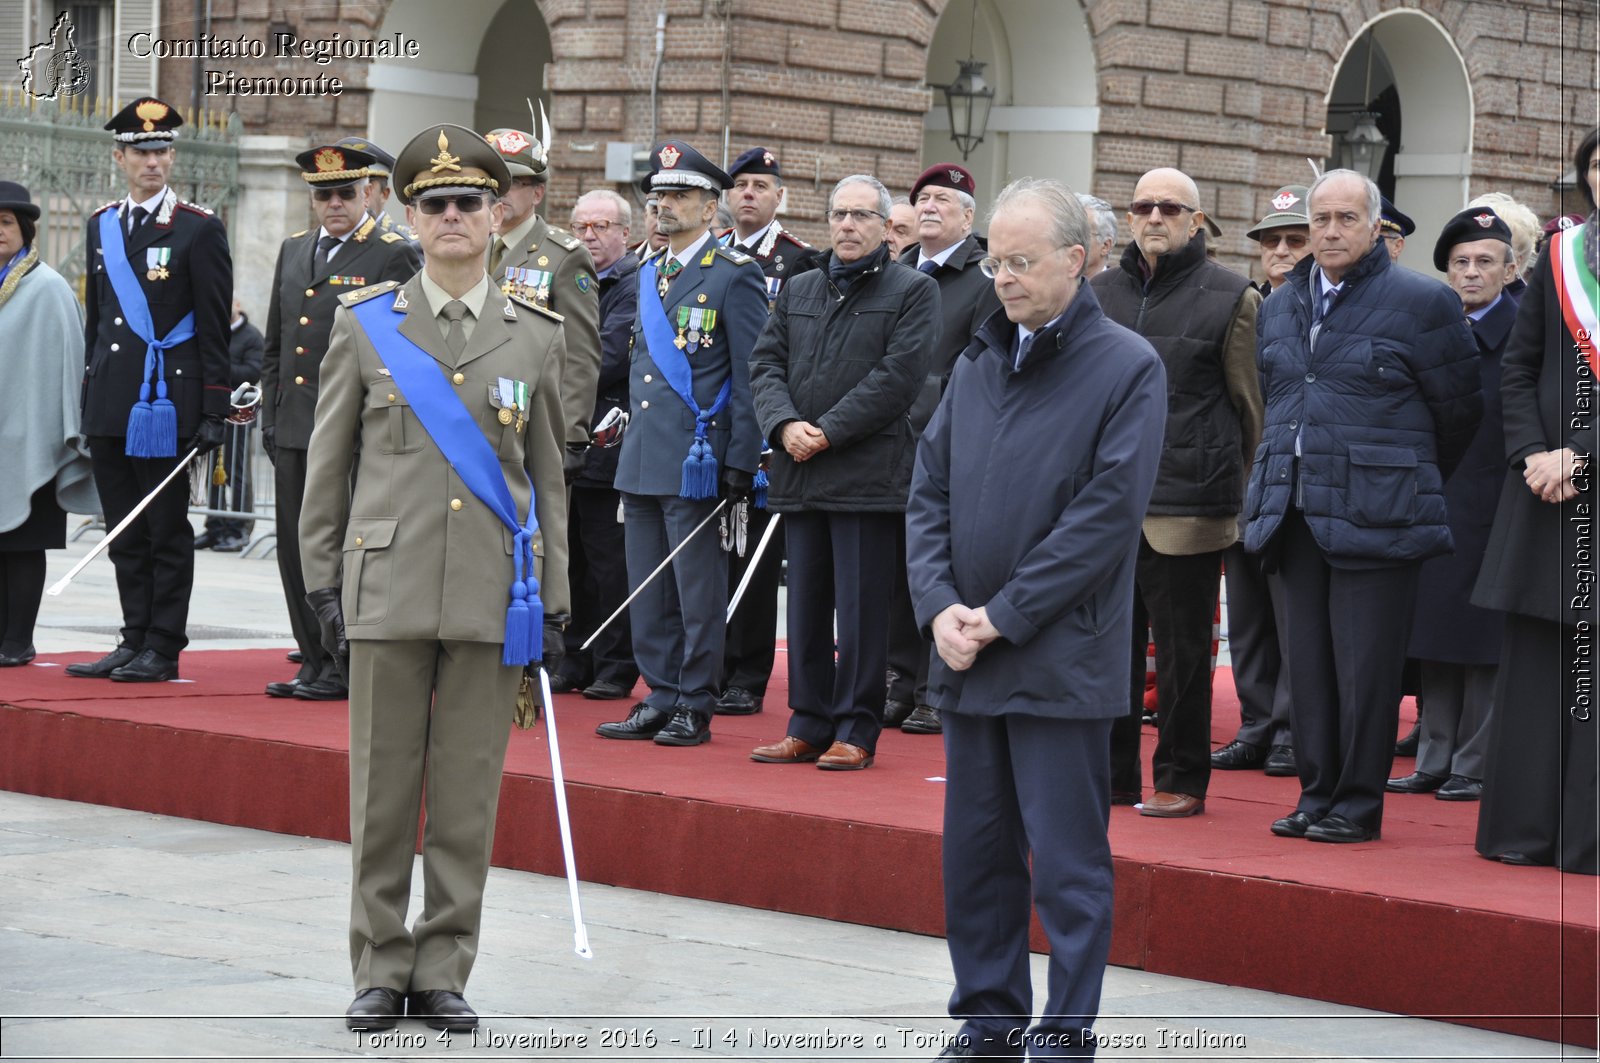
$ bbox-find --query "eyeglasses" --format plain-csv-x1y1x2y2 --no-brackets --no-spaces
979,248,1066,278
827,208,884,224
1129,200,1199,218
417,194,487,215
313,187,359,202
571,220,616,236
1259,231,1308,250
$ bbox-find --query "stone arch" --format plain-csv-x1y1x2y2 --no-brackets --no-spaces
1325,8,1472,273
368,0,553,159
921,0,1098,220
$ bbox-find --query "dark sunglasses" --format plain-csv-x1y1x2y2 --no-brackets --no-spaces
417,194,487,215
1259,231,1308,250
312,187,359,202
1130,200,1198,218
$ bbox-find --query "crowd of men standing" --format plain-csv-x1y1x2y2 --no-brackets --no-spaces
32,92,1596,1054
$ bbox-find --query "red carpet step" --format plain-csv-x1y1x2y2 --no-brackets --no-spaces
2,648,1595,1046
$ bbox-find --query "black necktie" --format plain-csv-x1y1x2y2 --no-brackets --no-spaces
128,205,148,235
316,234,341,270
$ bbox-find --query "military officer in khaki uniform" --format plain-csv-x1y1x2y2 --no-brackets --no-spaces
335,135,418,244
484,127,601,471
299,124,570,1035
261,141,421,702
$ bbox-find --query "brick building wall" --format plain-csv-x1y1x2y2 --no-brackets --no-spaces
163,0,1597,268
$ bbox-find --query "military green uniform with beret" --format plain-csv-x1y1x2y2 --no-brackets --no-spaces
486,128,602,450
298,124,570,1010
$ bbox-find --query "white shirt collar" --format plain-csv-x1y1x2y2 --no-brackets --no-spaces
124,188,168,217
917,236,966,271
670,230,714,269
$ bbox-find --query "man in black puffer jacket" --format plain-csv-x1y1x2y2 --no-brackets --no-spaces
747,174,938,771
1246,169,1481,844
1090,167,1264,820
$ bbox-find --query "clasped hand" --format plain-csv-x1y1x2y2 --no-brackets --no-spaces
1524,447,1585,504
780,420,830,463
932,603,1001,672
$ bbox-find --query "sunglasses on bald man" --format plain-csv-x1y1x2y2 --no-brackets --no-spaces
416,194,487,215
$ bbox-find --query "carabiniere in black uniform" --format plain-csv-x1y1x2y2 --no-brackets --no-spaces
69,97,233,683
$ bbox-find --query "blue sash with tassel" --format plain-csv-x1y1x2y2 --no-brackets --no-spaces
350,295,542,667
637,257,730,499
97,208,194,457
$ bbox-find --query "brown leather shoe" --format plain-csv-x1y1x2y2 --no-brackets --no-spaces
750,736,823,763
1139,791,1204,818
817,741,874,771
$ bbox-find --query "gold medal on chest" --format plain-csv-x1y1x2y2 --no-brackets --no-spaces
498,408,514,425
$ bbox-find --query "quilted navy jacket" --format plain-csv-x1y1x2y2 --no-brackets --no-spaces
1243,242,1482,563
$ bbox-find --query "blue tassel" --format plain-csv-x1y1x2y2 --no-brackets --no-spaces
125,382,155,457
524,588,543,662
752,467,768,509
503,580,532,667
149,378,178,457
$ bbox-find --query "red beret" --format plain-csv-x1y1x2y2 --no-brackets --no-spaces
912,163,976,202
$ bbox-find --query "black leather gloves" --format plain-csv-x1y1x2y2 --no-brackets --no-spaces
721,468,753,504
188,414,227,456
563,444,588,485
261,425,277,464
305,586,348,684
538,612,571,671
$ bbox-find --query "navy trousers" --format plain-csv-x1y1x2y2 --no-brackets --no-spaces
622,493,726,715
942,710,1114,1060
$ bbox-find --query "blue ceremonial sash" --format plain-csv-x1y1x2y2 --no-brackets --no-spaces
636,257,730,499
350,294,542,666
98,207,194,457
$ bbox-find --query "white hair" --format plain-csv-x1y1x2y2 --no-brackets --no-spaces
832,174,892,218
1308,169,1381,225
575,188,632,229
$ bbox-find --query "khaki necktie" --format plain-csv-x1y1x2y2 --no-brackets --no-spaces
488,236,507,277
442,299,469,359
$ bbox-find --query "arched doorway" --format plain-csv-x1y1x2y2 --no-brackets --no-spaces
922,0,1097,223
368,0,552,164
1325,11,1472,274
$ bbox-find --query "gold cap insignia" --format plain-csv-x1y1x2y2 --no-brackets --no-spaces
135,99,170,133
430,130,462,174
659,144,681,169
314,148,346,173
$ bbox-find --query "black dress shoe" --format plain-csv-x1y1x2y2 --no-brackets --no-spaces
901,704,942,734
345,986,406,1030
212,534,247,553
1386,770,1446,794
883,698,914,728
65,644,139,678
1263,745,1298,776
293,677,348,701
1436,774,1483,801
1110,791,1141,806
547,673,581,694
192,531,216,550
1305,813,1379,843
109,648,179,683
287,649,304,664
408,989,477,1032
1210,739,1265,769
596,703,671,740
582,678,632,700
345,986,406,1031
653,708,711,746
713,685,762,715
1497,850,1539,866
1394,722,1420,758
1271,810,1319,838
0,644,36,667
265,678,302,698
408,989,478,1032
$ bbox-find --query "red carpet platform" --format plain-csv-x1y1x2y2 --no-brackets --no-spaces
3,648,1596,1046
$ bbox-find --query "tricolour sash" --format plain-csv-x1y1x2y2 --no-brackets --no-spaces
350,294,542,667
637,257,730,499
1553,223,1599,377
98,207,195,457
